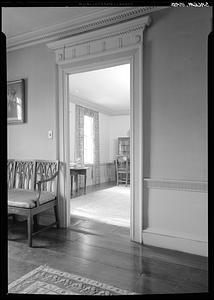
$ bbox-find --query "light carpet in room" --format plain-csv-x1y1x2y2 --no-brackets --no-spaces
8,265,137,295
70,186,130,227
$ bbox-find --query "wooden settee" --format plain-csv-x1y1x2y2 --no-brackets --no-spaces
7,159,60,247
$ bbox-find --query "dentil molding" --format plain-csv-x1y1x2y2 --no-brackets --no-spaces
47,15,152,64
6,7,168,52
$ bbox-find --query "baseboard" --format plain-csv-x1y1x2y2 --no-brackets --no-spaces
142,229,208,257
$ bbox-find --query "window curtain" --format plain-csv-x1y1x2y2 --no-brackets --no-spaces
75,105,100,185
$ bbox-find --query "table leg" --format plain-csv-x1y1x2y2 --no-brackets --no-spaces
71,175,73,197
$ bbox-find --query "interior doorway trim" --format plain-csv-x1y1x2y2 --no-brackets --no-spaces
47,15,151,243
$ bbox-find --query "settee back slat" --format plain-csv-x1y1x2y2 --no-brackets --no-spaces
7,159,15,189
14,160,36,190
35,160,59,195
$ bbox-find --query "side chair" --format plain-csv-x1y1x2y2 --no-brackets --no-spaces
115,155,130,186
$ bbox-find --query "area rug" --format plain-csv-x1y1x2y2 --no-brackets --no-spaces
71,186,130,227
8,265,137,295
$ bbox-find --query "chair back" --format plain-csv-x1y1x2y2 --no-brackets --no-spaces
115,155,129,172
35,160,59,196
14,160,36,190
7,159,15,189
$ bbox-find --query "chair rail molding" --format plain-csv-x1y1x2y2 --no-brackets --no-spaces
48,14,151,244
6,7,167,52
144,178,208,193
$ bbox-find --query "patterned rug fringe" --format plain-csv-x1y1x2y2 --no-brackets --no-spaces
8,265,138,295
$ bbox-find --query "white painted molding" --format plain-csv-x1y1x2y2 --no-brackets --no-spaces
142,229,208,257
52,11,151,242
47,15,152,67
144,178,208,193
47,15,151,52
6,7,168,52
70,94,130,116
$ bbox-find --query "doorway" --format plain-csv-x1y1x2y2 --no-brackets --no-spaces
68,63,131,228
54,44,145,244
49,14,150,243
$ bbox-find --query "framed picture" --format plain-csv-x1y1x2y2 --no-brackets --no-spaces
7,79,25,124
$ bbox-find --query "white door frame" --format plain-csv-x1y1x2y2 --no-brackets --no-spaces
48,15,151,243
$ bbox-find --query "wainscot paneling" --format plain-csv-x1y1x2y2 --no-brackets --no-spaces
72,162,116,191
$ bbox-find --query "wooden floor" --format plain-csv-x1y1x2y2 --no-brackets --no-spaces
8,216,208,294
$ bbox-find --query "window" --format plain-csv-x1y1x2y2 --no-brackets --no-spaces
84,115,94,164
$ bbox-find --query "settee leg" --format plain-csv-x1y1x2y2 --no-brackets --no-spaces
54,205,60,229
33,215,38,230
27,215,33,247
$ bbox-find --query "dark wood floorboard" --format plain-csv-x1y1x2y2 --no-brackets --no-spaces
8,216,208,294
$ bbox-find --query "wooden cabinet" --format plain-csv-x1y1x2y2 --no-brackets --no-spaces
118,137,130,157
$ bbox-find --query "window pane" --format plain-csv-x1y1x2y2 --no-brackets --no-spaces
84,115,94,164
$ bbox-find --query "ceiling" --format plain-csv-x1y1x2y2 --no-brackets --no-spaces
2,7,131,38
69,64,130,115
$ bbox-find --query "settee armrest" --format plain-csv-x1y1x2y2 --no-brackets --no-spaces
35,171,59,206
36,171,59,185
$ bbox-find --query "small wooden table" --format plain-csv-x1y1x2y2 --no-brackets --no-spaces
69,167,88,197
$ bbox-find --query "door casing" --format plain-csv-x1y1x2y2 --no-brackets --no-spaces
48,15,151,243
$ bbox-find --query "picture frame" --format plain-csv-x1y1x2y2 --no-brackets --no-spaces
7,79,25,124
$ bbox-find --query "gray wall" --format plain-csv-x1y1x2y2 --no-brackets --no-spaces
7,43,57,160
144,7,210,181
142,7,210,256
